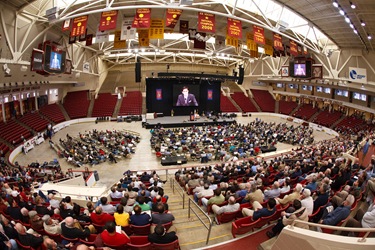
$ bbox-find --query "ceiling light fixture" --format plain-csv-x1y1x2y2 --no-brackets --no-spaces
350,1,356,9
353,29,358,34
368,34,372,40
339,8,345,15
349,23,354,29
333,0,339,8
361,20,365,26
345,16,350,23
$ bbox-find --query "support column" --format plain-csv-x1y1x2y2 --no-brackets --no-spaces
34,91,38,111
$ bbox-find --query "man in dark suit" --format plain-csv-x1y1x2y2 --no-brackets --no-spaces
176,86,198,106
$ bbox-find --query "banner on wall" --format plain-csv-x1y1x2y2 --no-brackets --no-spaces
179,20,189,34
290,40,298,56
156,89,162,100
132,8,151,28
99,10,118,31
149,19,164,39
227,18,242,38
70,15,88,37
95,24,110,43
113,30,126,49
198,12,215,33
121,19,136,40
62,19,71,31
166,9,182,29
349,67,367,83
273,33,283,50
138,29,150,46
207,89,213,100
253,25,265,45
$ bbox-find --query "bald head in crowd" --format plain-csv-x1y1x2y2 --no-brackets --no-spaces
15,222,26,235
64,217,75,228
228,196,236,204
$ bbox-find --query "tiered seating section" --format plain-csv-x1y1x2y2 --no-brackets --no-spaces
278,100,298,115
118,91,142,116
18,112,50,132
231,92,258,112
91,93,118,117
293,103,319,120
220,94,238,112
334,115,370,132
0,120,31,145
312,110,343,127
251,89,275,112
63,90,90,119
0,142,9,155
39,104,66,124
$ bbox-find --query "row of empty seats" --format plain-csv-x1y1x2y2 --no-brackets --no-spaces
18,112,50,132
63,90,90,119
292,103,319,120
251,89,275,112
312,110,343,127
220,94,238,112
0,120,31,145
335,115,369,132
278,100,298,115
231,92,258,112
91,93,118,117
118,91,143,116
39,103,66,124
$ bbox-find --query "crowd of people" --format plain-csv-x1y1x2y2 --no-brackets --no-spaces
150,119,315,162
174,130,375,238
56,129,139,167
0,169,179,250
0,115,373,249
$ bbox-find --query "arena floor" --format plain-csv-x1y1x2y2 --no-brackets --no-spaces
13,114,336,189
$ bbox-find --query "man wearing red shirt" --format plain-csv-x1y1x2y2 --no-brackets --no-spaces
101,221,130,246
90,206,114,226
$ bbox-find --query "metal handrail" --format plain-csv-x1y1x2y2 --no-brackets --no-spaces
187,197,213,245
290,219,375,243
169,177,185,209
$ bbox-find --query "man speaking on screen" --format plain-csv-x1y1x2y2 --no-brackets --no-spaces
50,53,61,70
176,86,198,106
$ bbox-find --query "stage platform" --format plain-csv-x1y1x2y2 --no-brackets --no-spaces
144,115,236,129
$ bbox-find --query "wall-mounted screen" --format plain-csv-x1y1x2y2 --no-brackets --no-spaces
43,43,66,74
294,63,306,76
335,89,348,97
353,92,367,101
173,84,200,107
324,87,331,94
276,83,284,88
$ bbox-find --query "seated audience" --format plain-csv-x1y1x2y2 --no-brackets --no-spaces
100,221,130,246
42,214,62,235
320,195,354,226
129,205,151,226
266,199,309,238
202,188,225,208
91,206,114,226
242,198,276,219
148,224,178,244
151,203,175,224
15,222,43,249
61,216,94,240
99,197,116,214
113,204,130,228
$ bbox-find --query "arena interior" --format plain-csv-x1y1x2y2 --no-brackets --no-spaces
0,1,375,250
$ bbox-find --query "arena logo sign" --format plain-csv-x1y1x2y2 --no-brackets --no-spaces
349,67,367,83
